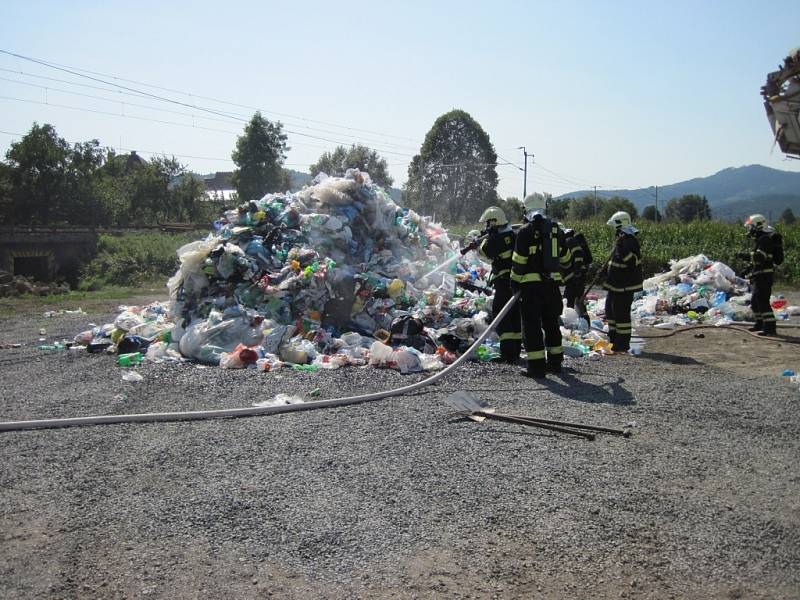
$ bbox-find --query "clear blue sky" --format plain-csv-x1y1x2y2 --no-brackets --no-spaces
1,0,798,200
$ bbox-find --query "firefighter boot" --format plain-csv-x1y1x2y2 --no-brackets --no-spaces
523,360,546,379
546,359,562,374
758,322,777,336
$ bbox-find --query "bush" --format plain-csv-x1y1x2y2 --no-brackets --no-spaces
80,231,199,289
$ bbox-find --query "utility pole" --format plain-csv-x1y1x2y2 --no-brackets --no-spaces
655,185,659,224
517,146,533,200
593,186,598,216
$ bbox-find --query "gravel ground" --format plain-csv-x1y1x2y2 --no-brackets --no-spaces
1,299,799,599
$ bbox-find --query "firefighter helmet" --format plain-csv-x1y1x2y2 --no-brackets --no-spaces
607,211,632,229
523,194,546,212
744,214,768,235
479,206,508,227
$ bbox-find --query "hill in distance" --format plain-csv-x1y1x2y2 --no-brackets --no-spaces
556,165,800,221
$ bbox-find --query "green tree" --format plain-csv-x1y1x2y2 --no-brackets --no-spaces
404,109,498,224
500,196,524,223
641,205,662,222
547,197,571,220
5,123,72,225
3,123,112,227
780,207,796,224
231,112,290,202
664,194,712,222
566,195,603,220
599,196,638,222
0,160,14,225
310,144,394,188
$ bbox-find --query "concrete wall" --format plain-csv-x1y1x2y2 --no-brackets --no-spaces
0,229,99,284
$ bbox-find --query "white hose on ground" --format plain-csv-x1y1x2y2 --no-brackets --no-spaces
0,293,521,433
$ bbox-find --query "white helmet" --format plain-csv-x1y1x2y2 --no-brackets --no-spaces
467,229,481,240
523,194,546,212
607,211,632,229
479,206,508,227
744,214,768,234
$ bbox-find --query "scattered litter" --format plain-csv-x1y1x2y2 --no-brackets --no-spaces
253,393,305,407
44,308,86,318
121,371,144,383
118,352,143,367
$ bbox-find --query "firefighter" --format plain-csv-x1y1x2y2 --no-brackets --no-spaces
601,211,643,353
736,214,783,336
511,195,571,378
561,227,593,318
463,206,522,363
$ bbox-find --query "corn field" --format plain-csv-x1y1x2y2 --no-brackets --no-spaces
450,222,800,283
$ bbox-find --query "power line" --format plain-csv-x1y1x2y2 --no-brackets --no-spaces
0,74,421,152
0,49,425,145
0,94,417,157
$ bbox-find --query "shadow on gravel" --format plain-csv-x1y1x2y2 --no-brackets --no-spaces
638,351,704,365
540,371,635,406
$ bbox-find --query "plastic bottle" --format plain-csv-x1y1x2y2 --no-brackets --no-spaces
118,352,143,367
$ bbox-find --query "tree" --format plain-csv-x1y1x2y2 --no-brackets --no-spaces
310,144,394,188
403,109,498,224
599,196,638,222
0,160,14,225
231,112,290,201
500,196,524,223
780,207,796,224
664,194,712,222
3,123,112,227
547,197,571,220
641,205,662,222
566,195,603,221
5,123,72,225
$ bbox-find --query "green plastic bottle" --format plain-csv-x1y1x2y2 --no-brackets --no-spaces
118,352,143,367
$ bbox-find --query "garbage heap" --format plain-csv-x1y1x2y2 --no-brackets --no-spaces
76,170,502,373
635,254,796,327
558,254,799,356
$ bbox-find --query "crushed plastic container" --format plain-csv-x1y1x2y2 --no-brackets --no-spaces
118,352,143,367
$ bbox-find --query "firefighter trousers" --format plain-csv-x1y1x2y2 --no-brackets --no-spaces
751,273,776,334
605,290,634,352
563,275,587,317
492,278,522,363
519,281,563,374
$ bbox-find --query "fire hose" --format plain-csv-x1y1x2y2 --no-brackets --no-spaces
0,295,522,433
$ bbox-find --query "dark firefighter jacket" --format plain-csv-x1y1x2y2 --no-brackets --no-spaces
511,218,572,284
746,231,779,277
602,232,643,293
562,233,593,282
479,225,515,284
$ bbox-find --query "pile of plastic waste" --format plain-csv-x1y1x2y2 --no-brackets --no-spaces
72,170,510,372
555,253,799,357
635,254,797,328
71,183,798,369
